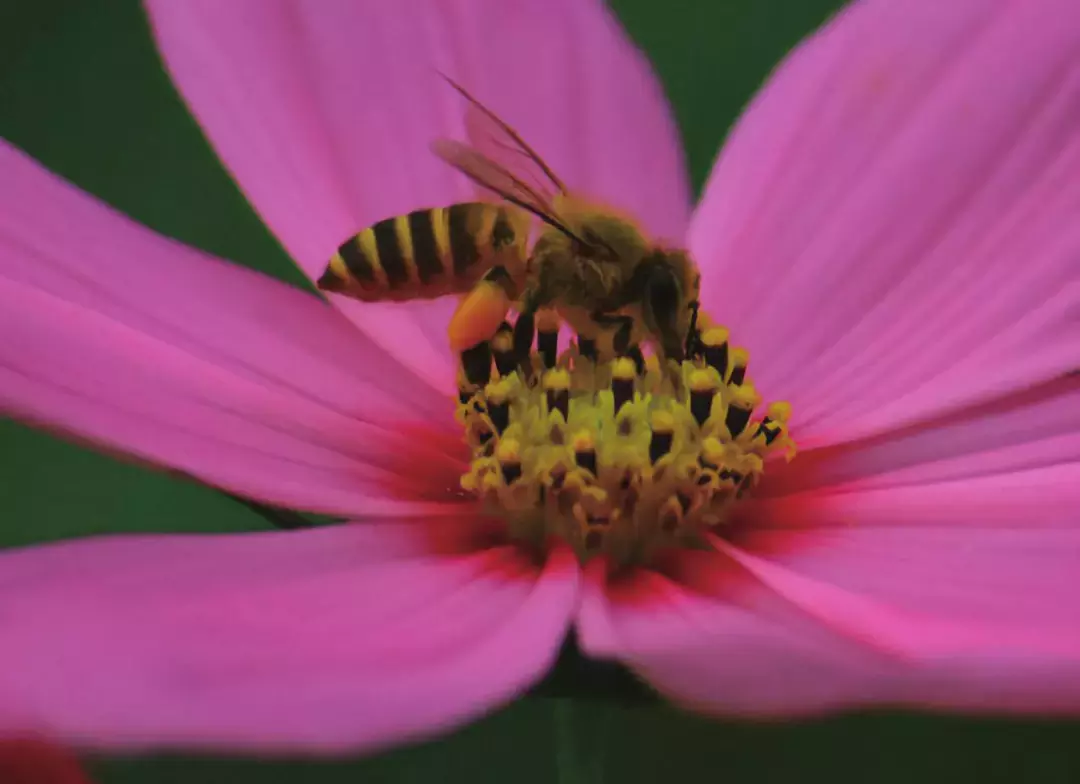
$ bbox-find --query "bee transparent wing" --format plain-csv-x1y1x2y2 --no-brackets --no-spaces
432,138,585,243
441,74,568,204
432,138,552,216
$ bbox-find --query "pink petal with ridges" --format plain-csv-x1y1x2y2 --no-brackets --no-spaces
766,376,1079,493
0,521,579,754
691,0,1080,443
145,0,690,389
577,406,1080,713
0,142,458,515
577,461,1080,715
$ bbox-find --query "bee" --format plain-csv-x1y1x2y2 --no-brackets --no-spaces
317,75,705,381
316,199,532,351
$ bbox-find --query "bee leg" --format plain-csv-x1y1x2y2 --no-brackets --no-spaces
577,335,598,363
513,309,536,372
597,310,682,392
535,308,561,370
513,288,548,383
491,321,517,377
612,319,634,356
460,341,493,388
591,312,635,358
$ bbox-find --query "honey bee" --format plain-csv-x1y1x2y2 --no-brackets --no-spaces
316,200,532,350
317,75,705,381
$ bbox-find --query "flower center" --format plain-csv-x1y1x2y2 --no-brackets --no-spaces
455,317,796,565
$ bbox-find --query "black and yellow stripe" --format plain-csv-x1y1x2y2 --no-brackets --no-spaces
317,203,528,302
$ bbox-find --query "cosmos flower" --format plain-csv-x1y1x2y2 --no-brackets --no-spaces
1,0,1078,757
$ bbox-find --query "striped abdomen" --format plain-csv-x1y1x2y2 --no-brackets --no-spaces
317,203,529,302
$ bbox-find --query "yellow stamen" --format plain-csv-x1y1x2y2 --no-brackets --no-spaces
455,326,796,565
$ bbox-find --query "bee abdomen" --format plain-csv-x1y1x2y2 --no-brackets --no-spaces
444,202,530,283
407,208,443,286
318,202,525,301
319,231,375,291
318,225,384,298
446,203,478,279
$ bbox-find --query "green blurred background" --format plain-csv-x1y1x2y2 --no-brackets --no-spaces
2,1,1078,782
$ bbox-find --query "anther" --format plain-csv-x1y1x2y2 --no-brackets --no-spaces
700,328,729,378
688,369,719,427
648,410,675,464
754,418,780,445
699,436,725,471
727,347,749,386
536,309,560,369
496,438,522,484
543,368,571,420
484,378,513,434
725,384,759,438
573,431,598,476
626,345,646,376
756,402,789,442
455,308,797,565
460,341,493,387
610,357,636,413
766,401,792,423
491,322,516,377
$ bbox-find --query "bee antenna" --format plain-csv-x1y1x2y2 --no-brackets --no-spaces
436,69,466,95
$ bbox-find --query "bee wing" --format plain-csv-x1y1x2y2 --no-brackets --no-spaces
432,138,553,217
432,138,586,243
441,74,568,202
433,74,598,245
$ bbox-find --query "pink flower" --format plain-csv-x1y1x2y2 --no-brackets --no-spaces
1,0,1078,756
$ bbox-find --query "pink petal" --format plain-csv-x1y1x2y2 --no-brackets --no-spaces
578,448,1080,716
763,375,1079,494
0,141,461,516
579,366,1080,715
691,0,1080,443
0,519,579,754
145,0,690,389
